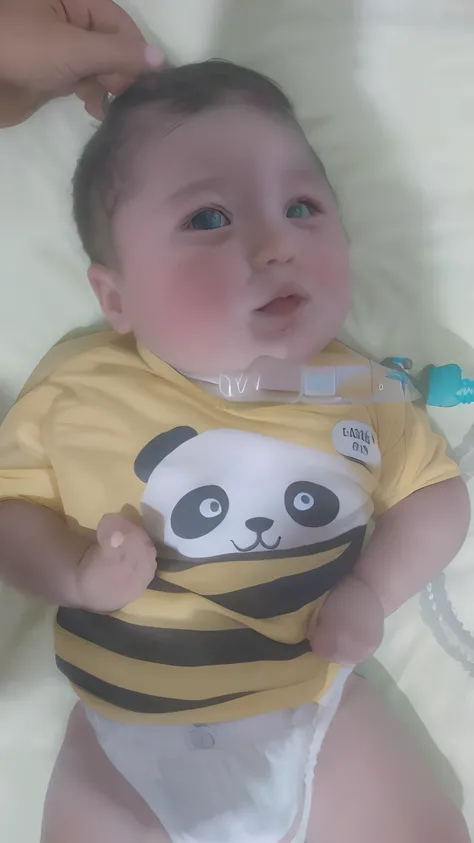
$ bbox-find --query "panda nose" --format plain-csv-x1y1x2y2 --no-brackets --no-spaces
245,517,274,535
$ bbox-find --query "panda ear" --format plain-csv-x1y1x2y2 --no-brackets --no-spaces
134,426,198,482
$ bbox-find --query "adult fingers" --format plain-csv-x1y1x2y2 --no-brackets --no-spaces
74,78,107,120
60,25,164,83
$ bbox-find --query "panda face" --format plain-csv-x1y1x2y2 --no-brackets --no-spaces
137,428,373,561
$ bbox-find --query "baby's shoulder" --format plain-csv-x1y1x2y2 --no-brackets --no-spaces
21,331,143,396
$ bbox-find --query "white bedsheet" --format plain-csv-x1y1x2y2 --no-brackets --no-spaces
0,2,473,840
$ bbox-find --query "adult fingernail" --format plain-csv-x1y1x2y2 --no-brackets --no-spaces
110,531,124,549
145,44,164,67
102,91,115,116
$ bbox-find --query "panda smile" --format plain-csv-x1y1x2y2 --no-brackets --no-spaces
231,535,282,553
232,517,282,553
231,520,282,553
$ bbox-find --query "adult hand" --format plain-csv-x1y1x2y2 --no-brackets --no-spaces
0,0,164,127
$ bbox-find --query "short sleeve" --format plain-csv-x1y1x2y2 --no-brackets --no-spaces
373,400,460,516
0,383,63,513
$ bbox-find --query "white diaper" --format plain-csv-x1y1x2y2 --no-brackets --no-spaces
86,668,351,843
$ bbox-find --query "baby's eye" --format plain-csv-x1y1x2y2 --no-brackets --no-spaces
286,201,314,219
188,209,231,231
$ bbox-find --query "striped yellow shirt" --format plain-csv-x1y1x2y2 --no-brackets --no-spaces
0,333,458,723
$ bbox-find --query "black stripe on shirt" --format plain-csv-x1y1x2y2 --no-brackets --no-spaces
156,526,364,571
56,609,312,666
150,526,365,618
56,657,253,713
148,577,185,593
209,527,365,618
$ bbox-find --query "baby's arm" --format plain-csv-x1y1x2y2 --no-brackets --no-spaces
0,500,91,604
310,476,470,664
354,475,469,615
0,500,157,611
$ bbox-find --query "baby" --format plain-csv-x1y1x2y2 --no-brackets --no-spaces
0,61,470,843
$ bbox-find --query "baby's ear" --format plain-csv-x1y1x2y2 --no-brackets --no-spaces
88,263,131,334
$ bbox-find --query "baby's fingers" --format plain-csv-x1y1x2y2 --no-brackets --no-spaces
97,513,140,549
122,527,157,557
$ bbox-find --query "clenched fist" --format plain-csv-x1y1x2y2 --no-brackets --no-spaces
308,574,385,667
74,513,158,612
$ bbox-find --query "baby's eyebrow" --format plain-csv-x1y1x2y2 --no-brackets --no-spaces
165,166,324,207
283,166,326,186
167,177,228,205
285,167,318,179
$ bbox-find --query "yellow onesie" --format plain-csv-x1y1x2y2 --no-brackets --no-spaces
0,332,458,724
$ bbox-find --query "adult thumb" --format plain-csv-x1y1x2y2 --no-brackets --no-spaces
64,26,164,83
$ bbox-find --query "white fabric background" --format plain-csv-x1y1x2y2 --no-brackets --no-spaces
0,2,473,840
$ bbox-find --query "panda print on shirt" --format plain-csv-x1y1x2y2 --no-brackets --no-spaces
135,427,373,572
55,426,376,718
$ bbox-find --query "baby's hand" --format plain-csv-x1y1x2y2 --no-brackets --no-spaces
75,514,157,612
308,574,384,666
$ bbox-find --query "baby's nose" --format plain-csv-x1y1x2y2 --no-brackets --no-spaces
250,228,295,270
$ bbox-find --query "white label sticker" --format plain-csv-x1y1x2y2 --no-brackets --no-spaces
332,421,381,467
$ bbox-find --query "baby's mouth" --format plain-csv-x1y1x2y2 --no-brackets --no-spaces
255,293,306,318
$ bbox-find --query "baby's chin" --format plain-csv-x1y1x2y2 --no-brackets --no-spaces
246,308,336,367
153,320,331,377
174,339,326,379
245,331,328,368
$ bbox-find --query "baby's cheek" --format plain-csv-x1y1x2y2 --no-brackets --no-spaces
318,229,351,281
158,272,231,345
320,252,348,281
309,240,351,317
173,257,233,316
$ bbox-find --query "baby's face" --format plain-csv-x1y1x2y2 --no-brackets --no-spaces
95,105,351,374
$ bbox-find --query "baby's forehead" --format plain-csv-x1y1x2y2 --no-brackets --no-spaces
131,104,325,196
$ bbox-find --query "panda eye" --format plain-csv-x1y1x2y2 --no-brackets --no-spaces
199,498,223,518
293,492,314,511
171,485,229,539
285,481,339,528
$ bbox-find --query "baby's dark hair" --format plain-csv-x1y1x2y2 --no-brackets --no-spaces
73,60,298,266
